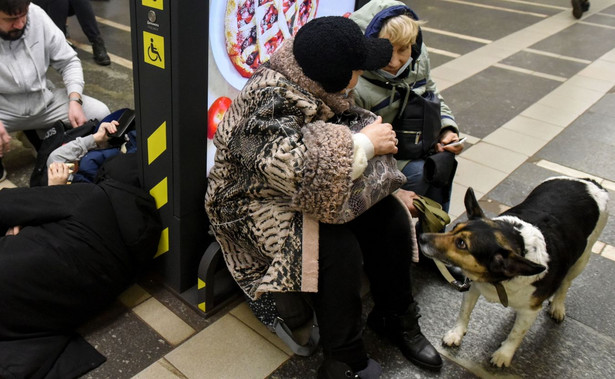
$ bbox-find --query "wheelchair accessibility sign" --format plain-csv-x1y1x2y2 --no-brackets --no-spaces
143,31,165,69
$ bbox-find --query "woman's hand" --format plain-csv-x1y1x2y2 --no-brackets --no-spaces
394,189,420,217
6,225,21,236
435,130,464,155
47,162,71,186
359,116,398,156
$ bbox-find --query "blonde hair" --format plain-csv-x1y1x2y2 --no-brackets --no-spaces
378,15,426,47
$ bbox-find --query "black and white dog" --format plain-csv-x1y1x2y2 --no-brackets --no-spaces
419,177,609,367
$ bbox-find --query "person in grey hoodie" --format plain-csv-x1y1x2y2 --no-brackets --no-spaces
0,0,109,180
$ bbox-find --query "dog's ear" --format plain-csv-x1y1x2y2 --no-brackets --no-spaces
464,187,485,219
491,251,546,278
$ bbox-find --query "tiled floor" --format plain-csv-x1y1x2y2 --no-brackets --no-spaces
3,0,615,378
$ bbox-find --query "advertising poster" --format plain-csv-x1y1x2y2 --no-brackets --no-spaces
207,0,357,174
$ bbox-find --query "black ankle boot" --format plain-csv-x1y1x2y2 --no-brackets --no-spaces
367,303,442,371
317,358,382,379
92,37,111,66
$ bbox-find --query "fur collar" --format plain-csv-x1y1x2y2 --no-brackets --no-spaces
268,38,354,115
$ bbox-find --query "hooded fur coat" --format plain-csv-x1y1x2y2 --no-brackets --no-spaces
206,40,388,299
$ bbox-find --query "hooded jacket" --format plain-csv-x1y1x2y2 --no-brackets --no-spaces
205,39,389,299
350,0,458,135
0,4,84,118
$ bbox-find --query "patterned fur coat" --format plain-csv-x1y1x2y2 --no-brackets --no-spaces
206,40,382,299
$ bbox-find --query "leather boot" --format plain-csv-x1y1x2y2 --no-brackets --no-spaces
367,303,442,371
92,37,111,66
317,358,382,379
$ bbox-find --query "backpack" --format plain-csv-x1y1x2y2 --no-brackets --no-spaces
29,119,97,187
246,292,320,356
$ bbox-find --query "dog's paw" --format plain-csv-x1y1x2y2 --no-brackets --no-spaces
442,327,465,346
491,348,513,368
548,302,566,323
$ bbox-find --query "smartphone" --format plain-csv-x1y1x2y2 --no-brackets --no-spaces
443,137,466,147
108,109,135,138
66,162,76,174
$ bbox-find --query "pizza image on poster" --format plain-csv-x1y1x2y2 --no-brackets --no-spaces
225,0,319,78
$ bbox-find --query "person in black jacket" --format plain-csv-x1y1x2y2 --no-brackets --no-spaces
0,153,162,379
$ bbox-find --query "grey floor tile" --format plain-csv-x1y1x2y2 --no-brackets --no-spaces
602,4,615,15
565,255,615,340
585,13,615,27
425,33,487,56
78,302,174,379
409,0,552,41
442,67,560,138
500,50,588,78
535,111,615,180
530,23,615,61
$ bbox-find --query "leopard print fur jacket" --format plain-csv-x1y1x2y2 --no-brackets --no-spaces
206,39,384,299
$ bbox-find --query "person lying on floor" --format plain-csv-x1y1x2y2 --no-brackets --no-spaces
0,153,162,379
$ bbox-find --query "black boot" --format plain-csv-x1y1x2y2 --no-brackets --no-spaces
92,37,111,66
367,303,442,371
571,0,590,19
317,358,382,379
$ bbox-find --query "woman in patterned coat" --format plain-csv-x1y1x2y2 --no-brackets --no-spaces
206,16,442,377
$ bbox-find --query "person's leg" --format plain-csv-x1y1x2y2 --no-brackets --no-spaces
312,223,368,374
68,0,101,43
400,159,429,194
32,0,70,35
68,0,110,65
350,196,443,371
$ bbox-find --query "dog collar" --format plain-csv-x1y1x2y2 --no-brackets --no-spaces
493,282,509,307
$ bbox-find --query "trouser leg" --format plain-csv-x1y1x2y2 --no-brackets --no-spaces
349,195,414,314
312,223,367,370
69,0,102,43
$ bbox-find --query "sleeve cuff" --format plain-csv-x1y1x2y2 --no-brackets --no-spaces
350,133,375,180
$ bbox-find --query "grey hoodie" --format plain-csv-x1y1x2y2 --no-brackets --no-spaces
0,4,83,118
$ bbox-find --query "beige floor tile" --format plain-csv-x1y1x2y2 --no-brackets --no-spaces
483,128,548,157
133,359,187,379
132,297,196,346
431,65,472,84
534,160,603,183
229,302,294,355
537,92,593,117
601,179,615,192
118,284,151,309
454,157,508,195
521,103,576,128
601,245,615,261
566,75,614,93
501,115,563,140
460,142,526,174
579,59,615,82
592,241,605,254
165,314,289,379
0,179,17,189
449,184,485,221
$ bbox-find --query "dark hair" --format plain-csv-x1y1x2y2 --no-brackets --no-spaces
0,0,31,16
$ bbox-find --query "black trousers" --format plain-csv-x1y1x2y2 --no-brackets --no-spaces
33,0,102,43
311,195,414,366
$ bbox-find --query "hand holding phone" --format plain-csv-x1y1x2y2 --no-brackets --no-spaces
443,137,466,148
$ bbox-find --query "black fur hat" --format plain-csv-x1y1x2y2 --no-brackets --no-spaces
293,16,392,93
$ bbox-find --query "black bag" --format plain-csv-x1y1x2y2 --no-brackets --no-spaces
246,292,320,356
29,119,98,187
393,90,441,160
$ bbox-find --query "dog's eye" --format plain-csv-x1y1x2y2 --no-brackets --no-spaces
455,238,467,250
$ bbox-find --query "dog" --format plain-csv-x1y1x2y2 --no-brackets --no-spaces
419,176,609,367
